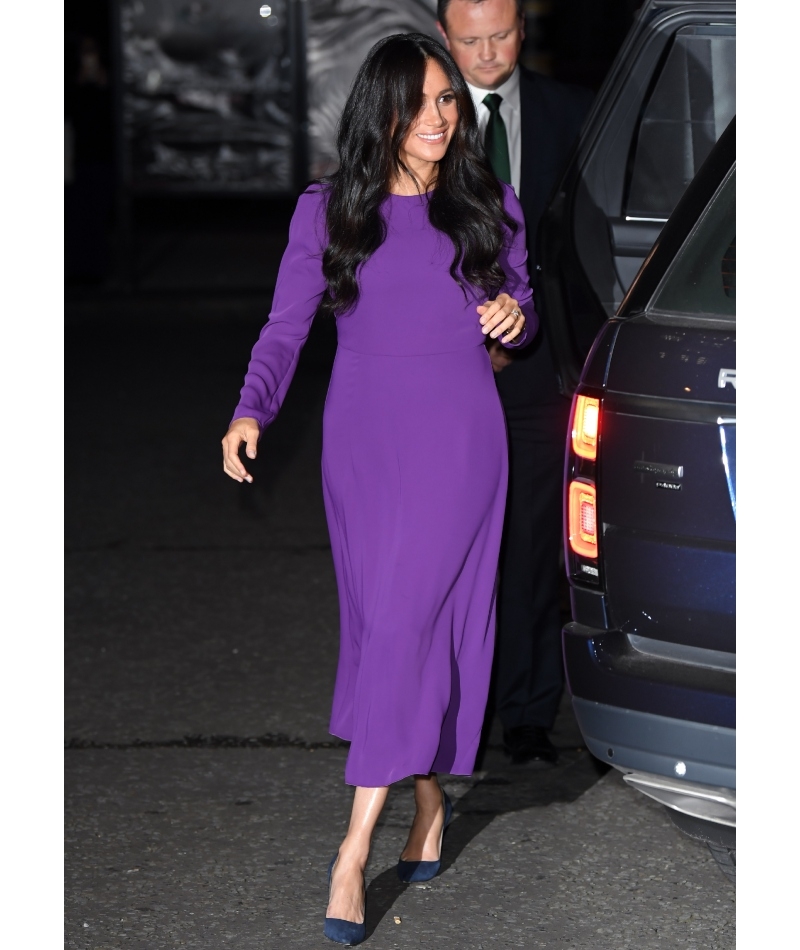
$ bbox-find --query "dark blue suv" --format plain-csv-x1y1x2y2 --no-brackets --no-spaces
561,120,735,881
536,1,736,883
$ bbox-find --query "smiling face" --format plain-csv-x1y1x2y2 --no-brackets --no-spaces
396,58,459,187
437,0,524,91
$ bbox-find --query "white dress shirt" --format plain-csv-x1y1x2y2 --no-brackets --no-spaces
466,66,522,196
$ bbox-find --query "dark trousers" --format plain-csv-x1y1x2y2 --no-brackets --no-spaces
493,402,570,732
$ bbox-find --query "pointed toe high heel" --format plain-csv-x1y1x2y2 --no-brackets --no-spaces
396,790,453,883
324,853,367,946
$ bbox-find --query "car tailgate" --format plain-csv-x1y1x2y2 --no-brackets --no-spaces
599,317,735,654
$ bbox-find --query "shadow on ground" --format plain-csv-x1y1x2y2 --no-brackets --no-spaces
366,747,607,938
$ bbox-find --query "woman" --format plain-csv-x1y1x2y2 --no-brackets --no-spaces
221,33,536,945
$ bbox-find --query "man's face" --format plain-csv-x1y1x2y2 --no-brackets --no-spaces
437,0,524,91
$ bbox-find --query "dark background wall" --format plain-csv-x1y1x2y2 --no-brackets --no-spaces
524,0,642,86
65,0,115,282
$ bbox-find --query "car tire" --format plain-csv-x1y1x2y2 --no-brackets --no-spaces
706,841,736,883
665,808,736,885
708,841,736,884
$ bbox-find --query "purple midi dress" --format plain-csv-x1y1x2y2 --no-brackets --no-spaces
231,182,537,787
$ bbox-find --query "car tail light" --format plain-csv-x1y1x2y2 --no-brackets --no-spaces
572,395,600,460
568,481,598,557
564,389,603,586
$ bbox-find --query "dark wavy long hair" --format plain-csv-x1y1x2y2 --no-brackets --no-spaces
318,32,516,318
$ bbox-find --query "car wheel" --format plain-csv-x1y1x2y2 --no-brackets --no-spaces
706,841,736,884
666,808,736,885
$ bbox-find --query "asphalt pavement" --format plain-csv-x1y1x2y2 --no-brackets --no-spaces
65,248,735,948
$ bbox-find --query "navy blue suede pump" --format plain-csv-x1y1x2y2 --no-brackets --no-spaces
324,853,366,946
396,789,453,883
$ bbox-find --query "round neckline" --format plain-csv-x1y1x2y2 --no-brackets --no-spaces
387,190,435,198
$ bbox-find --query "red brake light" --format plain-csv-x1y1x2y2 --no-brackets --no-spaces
568,480,598,558
572,395,600,460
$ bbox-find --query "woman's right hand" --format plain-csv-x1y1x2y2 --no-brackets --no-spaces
221,417,260,483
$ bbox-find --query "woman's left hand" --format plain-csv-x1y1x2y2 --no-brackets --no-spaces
477,293,525,343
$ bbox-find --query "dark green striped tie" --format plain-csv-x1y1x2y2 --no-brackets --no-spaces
482,93,511,184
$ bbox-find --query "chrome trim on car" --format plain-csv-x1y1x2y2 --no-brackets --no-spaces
627,634,736,672
632,460,683,478
620,768,736,827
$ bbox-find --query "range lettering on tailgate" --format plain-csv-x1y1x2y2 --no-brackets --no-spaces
718,368,737,389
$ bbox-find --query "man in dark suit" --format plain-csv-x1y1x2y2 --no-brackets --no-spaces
437,0,594,765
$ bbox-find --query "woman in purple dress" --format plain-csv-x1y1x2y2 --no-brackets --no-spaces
221,33,536,945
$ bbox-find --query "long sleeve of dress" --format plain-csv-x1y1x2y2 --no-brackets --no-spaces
231,189,328,432
497,183,539,350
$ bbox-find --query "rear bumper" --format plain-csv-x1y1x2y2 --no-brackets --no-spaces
572,696,736,790
564,621,735,822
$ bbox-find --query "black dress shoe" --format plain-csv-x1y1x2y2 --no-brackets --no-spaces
503,726,558,766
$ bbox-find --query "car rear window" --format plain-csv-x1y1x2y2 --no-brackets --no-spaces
649,167,735,322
